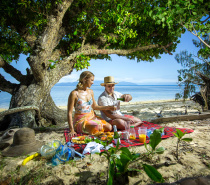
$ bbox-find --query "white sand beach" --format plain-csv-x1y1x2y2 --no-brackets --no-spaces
0,100,209,184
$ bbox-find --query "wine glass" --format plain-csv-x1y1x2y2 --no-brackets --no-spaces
113,100,119,114
125,121,130,133
124,121,131,143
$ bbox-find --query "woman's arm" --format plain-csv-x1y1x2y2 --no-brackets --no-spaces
102,109,133,121
90,89,115,111
67,91,77,136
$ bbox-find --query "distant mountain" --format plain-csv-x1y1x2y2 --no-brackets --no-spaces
55,81,138,86
118,81,138,85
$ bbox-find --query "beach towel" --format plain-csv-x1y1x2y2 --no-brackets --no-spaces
64,121,194,151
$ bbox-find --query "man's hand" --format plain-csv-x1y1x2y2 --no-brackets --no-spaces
123,94,132,102
124,117,135,124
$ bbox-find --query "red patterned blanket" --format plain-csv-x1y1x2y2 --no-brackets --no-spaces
64,121,194,151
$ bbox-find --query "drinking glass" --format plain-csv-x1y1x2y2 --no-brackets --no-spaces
125,121,130,133
138,127,147,143
123,121,131,142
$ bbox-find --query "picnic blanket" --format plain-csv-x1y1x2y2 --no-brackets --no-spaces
64,121,194,151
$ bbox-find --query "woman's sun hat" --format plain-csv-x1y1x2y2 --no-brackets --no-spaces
2,127,44,157
0,128,20,150
100,76,118,86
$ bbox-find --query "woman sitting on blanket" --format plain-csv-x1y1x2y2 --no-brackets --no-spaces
67,71,116,137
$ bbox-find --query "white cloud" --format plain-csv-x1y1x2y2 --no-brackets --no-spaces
116,77,133,82
135,78,177,85
58,74,79,83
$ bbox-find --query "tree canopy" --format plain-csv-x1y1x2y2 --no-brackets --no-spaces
0,0,183,74
0,0,208,127
175,34,210,109
148,0,210,49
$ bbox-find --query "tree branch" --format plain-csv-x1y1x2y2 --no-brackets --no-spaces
28,1,73,82
38,1,73,55
49,58,76,85
81,28,92,51
0,74,18,94
65,42,173,61
0,56,25,83
14,26,37,48
196,71,210,84
201,16,209,24
181,23,210,48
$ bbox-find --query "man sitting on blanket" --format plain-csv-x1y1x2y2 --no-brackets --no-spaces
98,76,143,130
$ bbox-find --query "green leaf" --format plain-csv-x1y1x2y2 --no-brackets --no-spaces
155,147,165,154
131,153,140,160
143,164,164,183
182,138,193,142
176,129,185,138
107,161,114,185
144,142,148,151
178,76,183,81
117,154,130,172
120,147,132,159
120,153,131,164
73,30,77,35
149,128,164,150
127,168,142,173
149,10,153,17
173,132,179,138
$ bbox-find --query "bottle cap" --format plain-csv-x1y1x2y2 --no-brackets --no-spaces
113,125,117,132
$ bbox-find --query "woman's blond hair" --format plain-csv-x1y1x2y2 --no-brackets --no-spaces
76,71,94,89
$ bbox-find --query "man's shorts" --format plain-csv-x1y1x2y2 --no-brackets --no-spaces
108,114,134,124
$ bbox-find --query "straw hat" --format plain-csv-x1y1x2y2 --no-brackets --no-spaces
100,76,118,86
0,128,20,150
2,127,44,157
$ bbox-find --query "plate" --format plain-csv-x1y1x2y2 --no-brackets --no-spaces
71,136,93,145
71,140,87,145
93,131,114,138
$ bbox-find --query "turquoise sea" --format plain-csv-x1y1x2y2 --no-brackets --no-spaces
0,85,187,109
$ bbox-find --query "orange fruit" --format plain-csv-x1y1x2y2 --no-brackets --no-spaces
101,136,107,141
79,136,85,141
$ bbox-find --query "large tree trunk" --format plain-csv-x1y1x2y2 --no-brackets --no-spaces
191,72,210,111
1,82,67,129
41,95,67,126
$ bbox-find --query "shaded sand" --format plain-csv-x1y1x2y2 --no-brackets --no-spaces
0,119,209,185
0,100,209,184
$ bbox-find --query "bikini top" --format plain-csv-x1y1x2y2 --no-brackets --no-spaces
75,91,93,114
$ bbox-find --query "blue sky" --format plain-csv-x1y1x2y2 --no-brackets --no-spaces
59,31,200,85
1,31,199,85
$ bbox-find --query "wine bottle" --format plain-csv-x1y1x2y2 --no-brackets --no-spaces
117,97,125,101
113,125,119,139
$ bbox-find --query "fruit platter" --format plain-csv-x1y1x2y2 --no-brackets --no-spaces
70,131,115,145
93,131,114,141
71,136,93,144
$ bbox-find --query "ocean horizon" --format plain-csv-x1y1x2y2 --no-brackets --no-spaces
0,84,195,109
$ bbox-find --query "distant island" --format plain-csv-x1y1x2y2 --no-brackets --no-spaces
56,81,138,86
